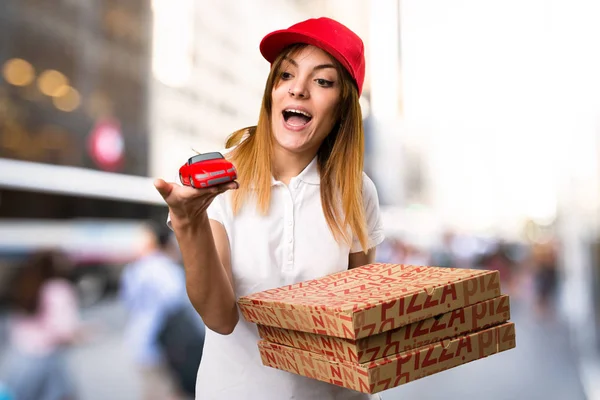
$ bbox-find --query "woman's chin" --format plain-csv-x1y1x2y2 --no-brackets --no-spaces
273,133,308,152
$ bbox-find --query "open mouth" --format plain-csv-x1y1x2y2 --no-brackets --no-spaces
282,108,313,127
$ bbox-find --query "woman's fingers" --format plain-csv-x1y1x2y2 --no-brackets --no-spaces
154,178,173,200
154,178,238,209
213,180,239,193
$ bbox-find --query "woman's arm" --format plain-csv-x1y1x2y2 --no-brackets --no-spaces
348,173,385,270
156,179,239,335
348,247,377,269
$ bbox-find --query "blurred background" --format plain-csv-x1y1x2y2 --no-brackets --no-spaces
0,0,599,399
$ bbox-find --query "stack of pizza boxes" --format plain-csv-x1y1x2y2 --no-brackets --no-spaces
237,264,516,394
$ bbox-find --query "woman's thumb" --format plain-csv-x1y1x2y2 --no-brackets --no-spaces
154,179,173,200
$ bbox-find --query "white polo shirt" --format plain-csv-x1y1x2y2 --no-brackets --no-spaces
177,156,385,399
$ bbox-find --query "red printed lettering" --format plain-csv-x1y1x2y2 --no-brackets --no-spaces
284,357,299,374
279,308,296,323
440,284,458,304
275,328,295,347
472,302,488,329
406,295,423,313
316,359,328,376
413,350,420,371
423,292,440,309
412,320,430,338
330,365,342,380
264,350,277,366
320,336,333,350
342,324,355,339
379,318,396,333
456,336,472,357
463,279,479,305
381,299,397,320
324,315,339,332
421,345,437,368
383,341,400,357
448,308,465,328
438,345,454,363
501,324,516,343
298,353,314,369
312,314,325,329
341,365,355,384
430,317,447,333
487,272,500,292
357,378,370,393
297,311,311,328
477,330,494,358
347,346,358,362
394,352,413,384
361,323,377,337
243,307,258,322
497,296,510,314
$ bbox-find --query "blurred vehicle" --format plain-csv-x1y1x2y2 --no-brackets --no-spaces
0,220,149,308
179,152,237,189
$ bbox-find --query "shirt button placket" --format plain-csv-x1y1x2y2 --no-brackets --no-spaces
284,185,295,270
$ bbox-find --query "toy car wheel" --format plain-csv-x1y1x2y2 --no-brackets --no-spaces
179,172,183,184
189,176,195,188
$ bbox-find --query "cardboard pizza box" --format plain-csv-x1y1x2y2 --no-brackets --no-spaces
239,264,501,339
257,295,510,363
258,321,516,394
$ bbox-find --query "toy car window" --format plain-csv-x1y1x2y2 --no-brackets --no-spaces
189,152,224,164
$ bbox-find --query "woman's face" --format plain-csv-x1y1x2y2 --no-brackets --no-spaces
270,45,341,157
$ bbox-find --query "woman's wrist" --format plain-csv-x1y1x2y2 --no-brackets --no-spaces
169,210,210,232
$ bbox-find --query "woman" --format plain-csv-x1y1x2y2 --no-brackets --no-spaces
1,250,80,400
155,17,385,400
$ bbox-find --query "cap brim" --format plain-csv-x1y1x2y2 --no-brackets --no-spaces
259,28,362,95
260,30,349,72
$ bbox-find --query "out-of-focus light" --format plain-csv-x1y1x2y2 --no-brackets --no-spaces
86,91,112,119
52,86,80,112
2,58,35,86
38,69,69,97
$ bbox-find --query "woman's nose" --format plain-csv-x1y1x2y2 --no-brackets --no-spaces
287,84,309,99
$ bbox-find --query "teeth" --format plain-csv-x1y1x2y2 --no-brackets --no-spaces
285,109,312,118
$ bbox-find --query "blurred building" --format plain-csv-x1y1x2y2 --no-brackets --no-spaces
0,0,164,215
0,0,163,304
397,0,600,363
148,0,375,181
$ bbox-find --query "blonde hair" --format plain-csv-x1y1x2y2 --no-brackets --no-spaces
225,44,368,252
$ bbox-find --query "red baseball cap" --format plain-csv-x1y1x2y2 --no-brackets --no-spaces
260,17,366,95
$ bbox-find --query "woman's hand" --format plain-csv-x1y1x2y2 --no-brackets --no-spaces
153,178,240,334
153,178,238,226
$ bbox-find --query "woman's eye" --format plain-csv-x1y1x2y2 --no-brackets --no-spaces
315,78,334,87
281,72,292,80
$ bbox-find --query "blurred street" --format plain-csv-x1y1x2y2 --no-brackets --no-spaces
2,0,600,399
388,294,587,400
0,284,583,400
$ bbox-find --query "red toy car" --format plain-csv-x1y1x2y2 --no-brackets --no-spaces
179,152,237,188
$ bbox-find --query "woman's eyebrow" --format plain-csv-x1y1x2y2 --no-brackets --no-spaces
283,57,336,71
313,64,336,71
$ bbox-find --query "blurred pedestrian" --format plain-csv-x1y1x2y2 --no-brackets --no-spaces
154,17,385,400
120,222,203,400
531,239,559,317
0,249,81,400
429,230,457,268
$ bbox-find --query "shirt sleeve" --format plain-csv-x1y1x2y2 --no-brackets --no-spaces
351,173,386,253
206,192,226,225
